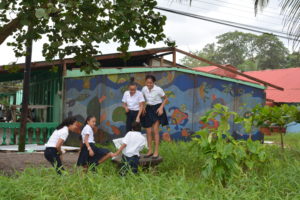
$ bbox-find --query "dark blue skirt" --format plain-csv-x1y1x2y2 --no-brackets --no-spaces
77,143,110,166
141,103,168,128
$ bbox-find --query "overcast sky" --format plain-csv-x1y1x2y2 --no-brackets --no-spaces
0,0,291,65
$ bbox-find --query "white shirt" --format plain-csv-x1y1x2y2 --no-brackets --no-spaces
142,85,165,105
45,126,69,148
122,90,145,111
122,131,146,157
81,124,95,143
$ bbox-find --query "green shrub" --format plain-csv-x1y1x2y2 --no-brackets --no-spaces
194,104,267,184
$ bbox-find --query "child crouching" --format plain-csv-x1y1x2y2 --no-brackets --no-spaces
111,122,146,175
77,116,112,171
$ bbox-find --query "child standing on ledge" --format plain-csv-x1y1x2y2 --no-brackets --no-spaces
111,122,146,175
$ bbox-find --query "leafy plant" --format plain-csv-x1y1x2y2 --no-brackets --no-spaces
193,104,267,185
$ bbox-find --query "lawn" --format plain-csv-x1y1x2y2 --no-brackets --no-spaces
0,134,300,200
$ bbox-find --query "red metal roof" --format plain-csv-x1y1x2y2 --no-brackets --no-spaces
242,68,300,103
196,66,300,103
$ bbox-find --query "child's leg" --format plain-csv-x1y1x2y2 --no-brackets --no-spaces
146,127,153,155
153,120,160,157
98,152,112,164
44,148,64,175
129,156,139,174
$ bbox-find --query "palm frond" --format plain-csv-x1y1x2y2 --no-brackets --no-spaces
280,0,300,49
254,0,269,15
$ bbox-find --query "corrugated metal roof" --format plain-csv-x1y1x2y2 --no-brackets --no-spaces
242,68,300,103
196,66,300,103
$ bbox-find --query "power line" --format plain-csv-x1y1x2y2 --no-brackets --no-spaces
154,6,299,41
192,0,282,19
164,0,284,27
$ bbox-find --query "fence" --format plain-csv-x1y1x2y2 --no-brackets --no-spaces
0,122,58,145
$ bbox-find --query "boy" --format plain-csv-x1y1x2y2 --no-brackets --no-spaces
111,122,146,175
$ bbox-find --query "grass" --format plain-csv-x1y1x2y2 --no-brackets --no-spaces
1,135,300,200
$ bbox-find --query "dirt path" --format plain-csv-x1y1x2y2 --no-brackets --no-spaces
0,152,79,175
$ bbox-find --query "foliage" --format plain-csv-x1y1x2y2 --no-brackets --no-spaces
285,52,300,68
255,33,288,70
180,43,219,67
0,0,168,73
180,31,298,70
2,136,300,199
246,104,299,128
193,104,267,184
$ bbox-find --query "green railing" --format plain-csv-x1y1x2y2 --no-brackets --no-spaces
0,122,58,145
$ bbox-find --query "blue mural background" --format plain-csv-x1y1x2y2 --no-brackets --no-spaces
64,70,265,143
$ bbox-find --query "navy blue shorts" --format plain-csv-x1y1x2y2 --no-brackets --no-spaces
44,147,64,174
77,143,110,167
126,110,139,132
141,103,168,128
120,155,140,176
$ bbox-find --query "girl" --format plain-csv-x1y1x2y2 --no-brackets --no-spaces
122,77,145,133
44,117,77,174
77,116,112,170
141,75,168,159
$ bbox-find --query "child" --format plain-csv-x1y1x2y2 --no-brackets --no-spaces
141,74,168,158
77,116,112,171
44,117,77,174
111,122,146,175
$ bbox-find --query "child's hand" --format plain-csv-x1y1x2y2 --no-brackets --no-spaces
89,149,95,157
156,107,163,116
111,152,118,157
136,117,140,123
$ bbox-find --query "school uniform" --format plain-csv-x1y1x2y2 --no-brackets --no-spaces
122,90,145,132
77,124,110,168
44,126,69,174
119,131,146,175
141,85,168,128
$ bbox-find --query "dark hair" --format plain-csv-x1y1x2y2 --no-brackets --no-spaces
128,77,137,87
83,115,96,127
145,74,156,82
56,117,77,130
131,121,141,132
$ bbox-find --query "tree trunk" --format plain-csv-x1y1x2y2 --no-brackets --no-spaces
18,25,33,152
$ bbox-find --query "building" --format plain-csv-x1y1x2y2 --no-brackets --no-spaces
0,47,270,144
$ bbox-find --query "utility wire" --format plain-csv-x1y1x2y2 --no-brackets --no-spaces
155,6,299,41
193,0,281,16
165,0,284,27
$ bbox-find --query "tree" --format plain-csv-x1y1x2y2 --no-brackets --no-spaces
0,0,168,151
215,31,257,66
180,43,219,67
255,33,288,69
286,52,300,68
181,31,289,70
0,0,167,72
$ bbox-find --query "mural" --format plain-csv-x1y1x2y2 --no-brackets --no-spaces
64,70,265,143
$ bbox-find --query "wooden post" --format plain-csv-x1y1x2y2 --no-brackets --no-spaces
280,132,284,151
19,25,33,152
172,50,176,67
160,56,164,66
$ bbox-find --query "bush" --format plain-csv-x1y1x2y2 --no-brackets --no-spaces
194,104,267,184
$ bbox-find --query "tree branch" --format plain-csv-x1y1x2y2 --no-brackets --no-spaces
0,16,22,45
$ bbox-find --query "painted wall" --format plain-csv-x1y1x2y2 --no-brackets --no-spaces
64,70,265,144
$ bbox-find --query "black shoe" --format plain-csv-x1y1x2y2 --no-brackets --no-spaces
144,153,153,158
152,155,159,159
